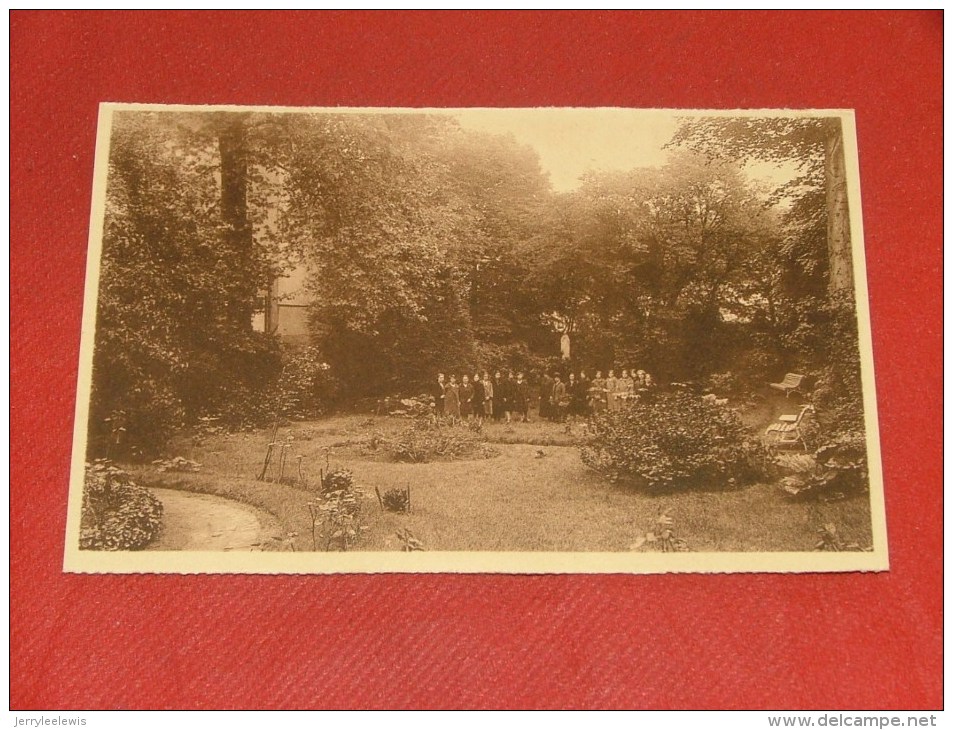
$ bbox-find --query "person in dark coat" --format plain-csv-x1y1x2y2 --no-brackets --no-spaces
577,370,591,417
445,375,461,420
472,372,485,421
539,371,554,421
568,372,585,419
493,371,506,421
619,369,635,405
513,372,530,422
433,373,446,416
460,374,474,419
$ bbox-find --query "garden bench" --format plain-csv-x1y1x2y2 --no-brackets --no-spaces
765,404,815,450
769,372,805,398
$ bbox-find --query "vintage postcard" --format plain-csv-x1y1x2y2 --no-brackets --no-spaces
64,104,887,574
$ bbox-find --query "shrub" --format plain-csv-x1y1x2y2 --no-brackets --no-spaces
80,460,163,550
273,346,341,418
581,391,766,491
182,333,283,426
735,338,784,386
392,417,494,463
779,431,868,501
88,331,284,457
704,371,741,395
319,466,354,494
87,387,185,460
474,341,554,381
308,485,368,551
377,486,411,513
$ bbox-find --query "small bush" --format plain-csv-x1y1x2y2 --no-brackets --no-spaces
392,417,494,463
379,486,411,513
88,387,185,459
629,508,689,552
308,483,368,552
80,460,163,550
736,340,784,386
320,467,354,494
581,391,766,491
183,333,283,428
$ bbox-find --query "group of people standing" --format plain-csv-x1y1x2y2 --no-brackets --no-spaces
433,371,532,423
539,368,654,422
432,368,654,423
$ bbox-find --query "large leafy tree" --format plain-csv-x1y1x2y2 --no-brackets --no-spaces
440,129,552,366
275,114,554,394
276,114,479,394
90,111,281,454
520,151,779,380
669,115,852,298
670,115,865,455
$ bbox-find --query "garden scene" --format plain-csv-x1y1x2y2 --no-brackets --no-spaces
79,108,873,555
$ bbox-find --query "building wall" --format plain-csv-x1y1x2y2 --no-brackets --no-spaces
253,263,313,347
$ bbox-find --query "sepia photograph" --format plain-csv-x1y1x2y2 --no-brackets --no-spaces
64,104,886,574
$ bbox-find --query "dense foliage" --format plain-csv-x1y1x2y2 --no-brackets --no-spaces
90,112,282,455
522,151,784,382
581,392,766,491
670,115,868,492
90,110,867,468
272,346,341,418
277,116,549,396
787,297,868,498
80,461,163,550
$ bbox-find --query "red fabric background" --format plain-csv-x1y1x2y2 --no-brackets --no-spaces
10,11,942,710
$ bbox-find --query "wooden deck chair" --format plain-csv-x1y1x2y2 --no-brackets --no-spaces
769,372,805,398
765,404,815,450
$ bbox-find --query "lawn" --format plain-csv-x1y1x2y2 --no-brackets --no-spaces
127,400,873,553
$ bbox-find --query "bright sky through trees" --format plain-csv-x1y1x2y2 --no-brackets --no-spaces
451,108,798,193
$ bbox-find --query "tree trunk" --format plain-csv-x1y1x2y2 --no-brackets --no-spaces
824,119,853,298
218,113,254,331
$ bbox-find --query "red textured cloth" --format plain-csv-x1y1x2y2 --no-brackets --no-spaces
10,11,942,709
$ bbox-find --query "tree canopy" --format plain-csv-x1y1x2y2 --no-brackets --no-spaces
89,110,861,454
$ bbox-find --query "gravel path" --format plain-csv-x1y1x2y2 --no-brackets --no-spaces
146,487,268,551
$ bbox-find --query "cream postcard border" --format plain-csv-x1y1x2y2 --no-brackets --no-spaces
63,104,888,575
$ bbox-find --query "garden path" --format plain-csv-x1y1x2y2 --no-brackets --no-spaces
146,487,266,551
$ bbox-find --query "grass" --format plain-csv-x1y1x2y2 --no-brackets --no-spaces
126,404,873,553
